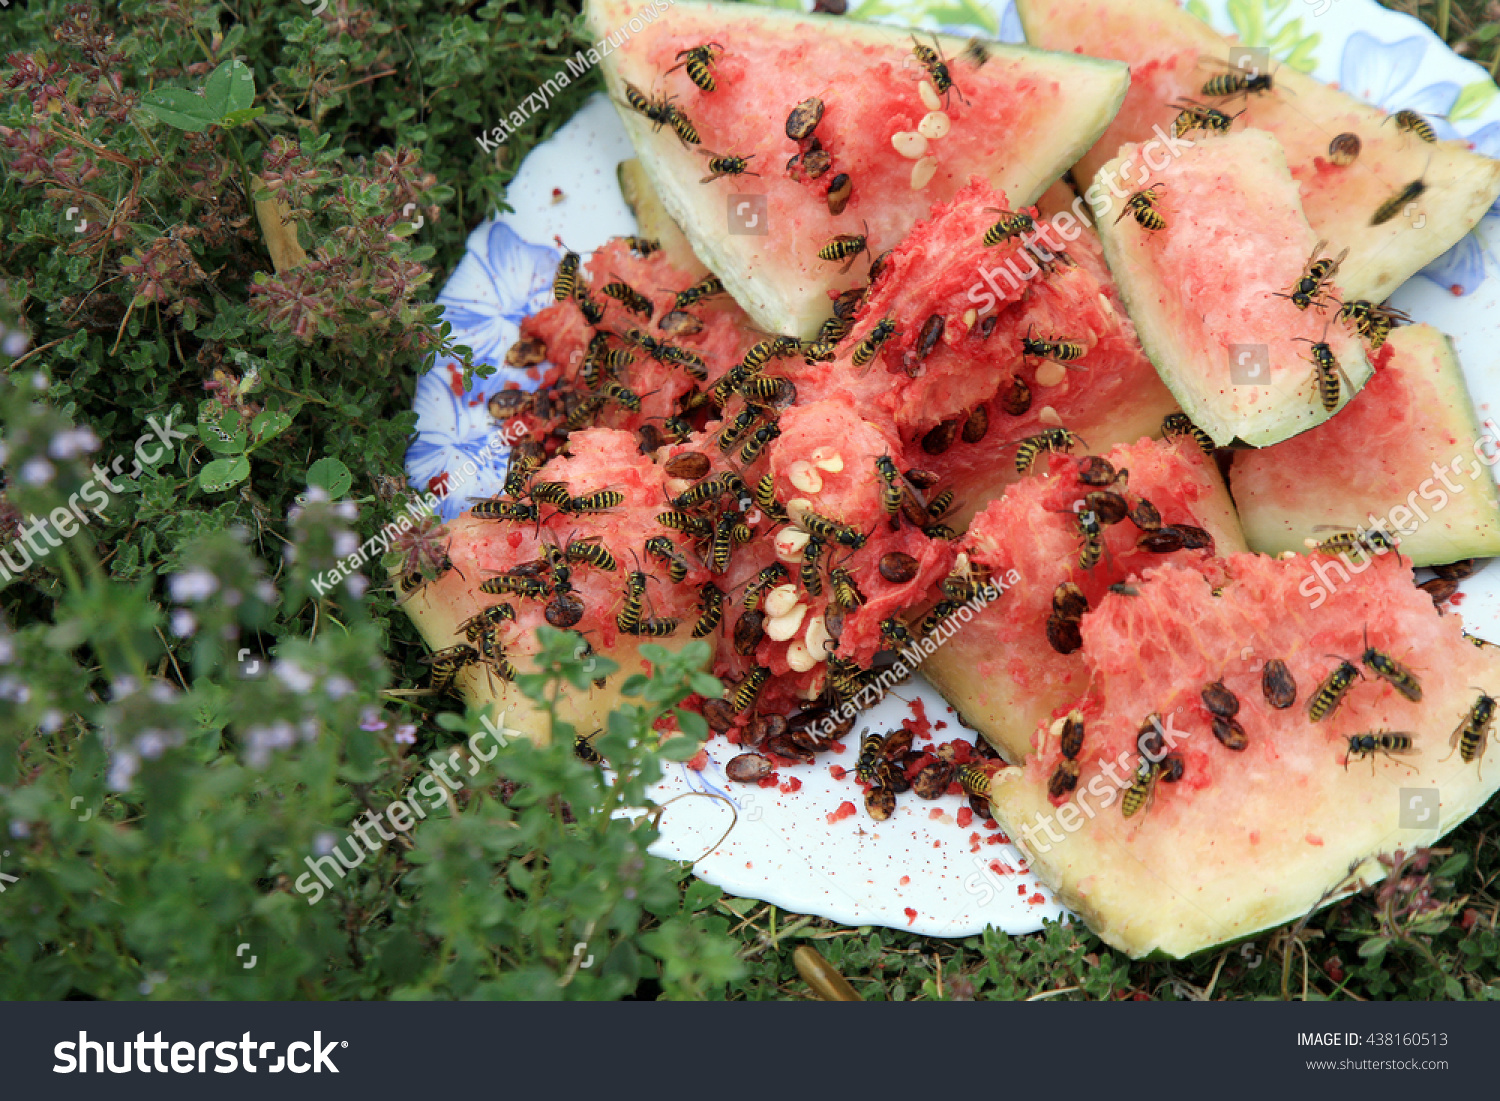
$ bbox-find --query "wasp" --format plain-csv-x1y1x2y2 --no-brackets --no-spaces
674,273,725,310
622,81,675,130
623,327,707,380
553,248,580,302
1344,731,1417,770
667,42,724,92
657,509,713,537
1121,758,1163,819
1338,299,1411,350
739,421,781,465
911,34,968,106
635,617,680,637
1387,108,1436,144
919,599,961,636
1360,627,1422,702
674,471,746,510
624,236,661,257
1020,326,1087,367
574,733,603,764
829,567,864,613
733,666,771,712
564,393,607,432
817,222,871,274
1448,692,1497,769
1169,97,1241,137
1161,412,1215,455
666,101,700,145
742,563,789,610
576,285,606,325
615,571,649,634
565,537,617,572
801,340,838,364
704,515,735,575
799,536,826,596
529,482,573,510
1309,659,1364,722
1311,527,1400,557
659,416,695,444
601,276,654,318
926,489,955,522
1372,176,1428,227
699,150,758,183
1296,335,1352,413
461,602,517,640
565,489,625,514
1200,55,1275,99
602,381,643,412
1072,509,1104,570
472,498,539,523
797,510,866,549
740,375,796,406
644,535,691,583
881,617,917,650
424,644,478,694
817,314,854,345
480,572,551,599
691,582,725,638
1010,428,1084,474
753,472,787,520
1276,240,1347,310
717,406,762,452
874,455,903,529
1116,182,1166,231
851,317,897,369
981,208,1035,247
579,331,613,389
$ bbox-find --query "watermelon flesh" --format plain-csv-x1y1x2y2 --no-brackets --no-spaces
1015,0,1500,304
921,436,1246,764
784,175,1180,527
985,552,1500,959
1094,129,1372,447
588,0,1130,338
1232,323,1500,568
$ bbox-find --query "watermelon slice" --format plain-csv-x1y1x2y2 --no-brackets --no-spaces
784,175,1180,526
985,552,1500,959
1232,324,1500,568
1094,129,1372,447
1015,0,1500,304
921,436,1246,764
587,0,1130,338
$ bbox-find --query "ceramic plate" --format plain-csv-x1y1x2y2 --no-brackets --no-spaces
408,0,1500,937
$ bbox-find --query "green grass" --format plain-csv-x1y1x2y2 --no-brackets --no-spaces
1,0,1498,1002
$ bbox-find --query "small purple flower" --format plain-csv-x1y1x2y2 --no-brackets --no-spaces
360,708,389,732
394,724,417,745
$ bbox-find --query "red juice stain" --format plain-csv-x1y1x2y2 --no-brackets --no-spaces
827,801,856,824
686,749,709,771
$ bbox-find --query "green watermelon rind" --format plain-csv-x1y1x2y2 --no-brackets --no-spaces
586,0,1131,339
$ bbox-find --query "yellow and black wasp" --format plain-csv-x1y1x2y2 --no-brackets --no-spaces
529,480,573,509
1296,333,1352,413
615,570,650,634
874,454,904,530
739,420,781,465
1360,627,1423,702
674,471,747,510
706,514,735,575
881,617,917,650
740,375,796,406
1275,240,1347,310
480,571,551,600
1386,108,1437,144
733,666,771,712
472,498,540,523
673,273,725,310
552,247,580,302
1116,182,1166,231
424,644,478,695
1447,691,1497,771
699,150,759,183
800,536,825,597
753,472,787,522
1200,54,1275,100
1121,757,1163,819
1161,412,1216,455
1309,659,1363,722
622,327,707,380
1311,526,1400,557
575,284,605,325
623,236,661,257
818,222,871,274
717,406,763,452
565,489,625,515
1343,731,1417,771
1074,508,1104,570
691,582,725,638
1009,428,1085,474
829,567,864,614
667,42,724,92
461,602,517,641
1338,299,1411,350
565,536,617,572
657,509,713,538
600,275,654,318
851,317,897,370
579,331,613,389
1020,326,1087,368
911,34,969,107
797,509,866,550
981,208,1035,247
741,562,789,611
644,535,691,583
602,381,643,413
1169,97,1242,137
1372,174,1429,227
